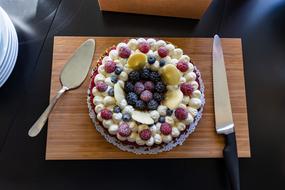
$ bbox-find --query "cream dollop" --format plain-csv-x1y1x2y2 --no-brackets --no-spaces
103,96,115,106
172,48,183,59
95,104,104,113
150,124,160,136
129,121,138,132
185,72,196,81
94,73,105,83
119,71,128,81
147,38,156,50
123,105,134,114
112,113,122,122
103,120,113,129
108,124,118,135
119,99,128,108
157,105,167,116
154,134,162,144
93,96,103,105
165,116,174,125
171,127,180,137
150,110,160,122
176,122,186,131
117,133,127,141
183,113,194,125
127,39,138,50
192,90,202,99
127,132,137,142
146,136,154,146
135,136,145,145
187,107,198,117
162,135,172,143
189,98,202,109
190,81,199,90
109,49,118,60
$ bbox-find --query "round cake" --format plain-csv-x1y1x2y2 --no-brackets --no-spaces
87,38,205,154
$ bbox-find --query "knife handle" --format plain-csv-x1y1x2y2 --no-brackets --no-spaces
223,132,240,190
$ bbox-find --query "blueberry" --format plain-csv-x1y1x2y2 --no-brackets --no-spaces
159,116,165,123
107,88,114,96
113,106,121,113
124,81,134,92
166,108,173,116
122,113,131,122
148,56,156,64
115,67,123,75
159,59,166,67
111,75,118,83
147,100,159,110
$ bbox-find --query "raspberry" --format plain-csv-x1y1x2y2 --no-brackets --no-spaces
104,60,116,73
144,81,154,91
139,129,151,140
140,90,153,102
128,71,140,82
155,82,166,93
175,108,188,120
140,68,151,80
96,81,108,92
101,109,113,120
135,100,146,110
124,81,134,93
138,42,150,53
180,83,194,96
158,46,168,58
149,71,161,82
176,61,189,72
160,123,172,135
126,92,138,105
134,82,145,95
118,123,132,137
153,92,164,102
118,46,131,58
147,100,159,110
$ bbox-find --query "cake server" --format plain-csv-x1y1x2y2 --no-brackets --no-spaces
28,39,95,137
212,35,240,190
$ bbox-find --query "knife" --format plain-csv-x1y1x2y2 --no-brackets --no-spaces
212,35,240,190
28,39,95,137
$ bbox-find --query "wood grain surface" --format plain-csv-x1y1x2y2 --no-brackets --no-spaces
46,36,250,160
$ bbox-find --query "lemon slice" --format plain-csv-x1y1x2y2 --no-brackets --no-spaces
161,64,181,85
127,53,147,70
163,89,183,109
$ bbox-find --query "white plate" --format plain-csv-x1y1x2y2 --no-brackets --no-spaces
0,7,18,87
0,7,9,67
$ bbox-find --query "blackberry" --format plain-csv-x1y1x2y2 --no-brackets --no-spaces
166,108,173,116
124,81,134,92
155,82,166,93
128,71,140,82
107,88,114,96
148,55,156,64
159,116,165,123
140,68,151,80
147,100,159,110
153,92,164,102
113,106,121,113
159,59,166,67
122,113,131,122
135,100,146,110
115,67,123,75
149,71,161,82
111,75,118,83
126,92,138,105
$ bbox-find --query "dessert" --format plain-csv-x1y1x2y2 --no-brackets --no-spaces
87,38,205,154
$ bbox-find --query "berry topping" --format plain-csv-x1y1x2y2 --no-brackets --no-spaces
107,87,114,96
135,100,146,110
96,81,108,92
115,67,123,75
122,113,131,122
166,108,173,116
158,46,168,58
104,60,116,73
124,81,134,92
111,75,118,83
176,61,189,72
180,83,194,96
147,100,159,110
155,82,166,93
140,90,153,102
144,81,154,91
140,68,151,80
113,106,121,113
139,129,152,140
134,82,145,95
160,123,172,135
153,92,164,102
159,59,166,67
118,123,132,137
159,116,165,123
138,42,150,53
118,46,131,58
148,55,156,64
126,92,138,106
101,109,113,120
175,108,188,120
149,71,161,82
128,71,140,82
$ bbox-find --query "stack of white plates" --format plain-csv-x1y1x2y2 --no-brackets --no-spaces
0,7,18,87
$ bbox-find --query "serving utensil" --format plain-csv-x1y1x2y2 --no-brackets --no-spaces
28,39,95,137
212,34,240,190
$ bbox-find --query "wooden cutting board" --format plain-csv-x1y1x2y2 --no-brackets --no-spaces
46,36,250,160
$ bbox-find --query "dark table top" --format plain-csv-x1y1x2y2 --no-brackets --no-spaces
1,0,285,189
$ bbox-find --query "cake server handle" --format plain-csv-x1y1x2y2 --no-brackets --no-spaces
28,86,68,137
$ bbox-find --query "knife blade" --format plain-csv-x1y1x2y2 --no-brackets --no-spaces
213,34,240,190
28,39,95,137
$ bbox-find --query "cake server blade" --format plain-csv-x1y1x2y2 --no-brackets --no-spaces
213,34,240,190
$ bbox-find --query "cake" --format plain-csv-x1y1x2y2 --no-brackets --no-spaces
87,38,205,154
